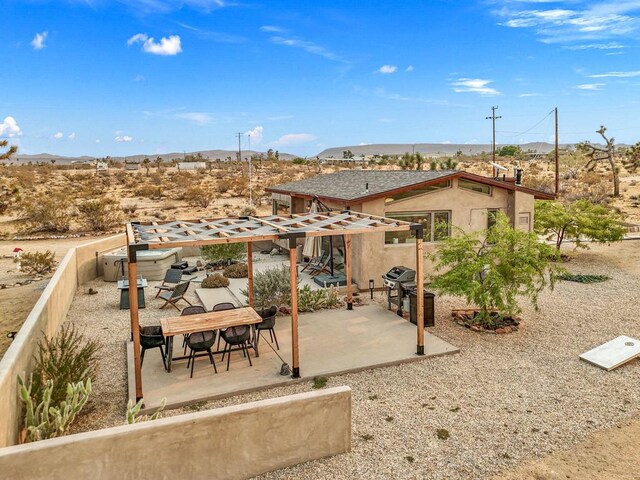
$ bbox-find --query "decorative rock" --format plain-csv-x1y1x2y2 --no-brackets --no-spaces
470,325,482,332
495,328,507,334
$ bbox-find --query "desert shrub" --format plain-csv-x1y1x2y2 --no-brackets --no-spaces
297,285,342,312
122,203,138,215
19,250,56,274
201,273,229,288
135,184,163,199
217,179,231,193
558,273,610,283
17,193,72,233
223,263,248,278
201,243,246,263
29,324,101,406
18,375,91,443
184,186,214,208
238,205,257,217
241,265,294,309
229,176,248,195
76,197,123,232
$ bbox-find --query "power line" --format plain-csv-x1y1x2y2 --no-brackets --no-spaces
486,106,501,163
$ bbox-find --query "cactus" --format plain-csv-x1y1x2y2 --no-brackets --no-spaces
126,397,166,424
18,374,91,443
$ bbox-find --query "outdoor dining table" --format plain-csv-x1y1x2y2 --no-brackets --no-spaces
160,307,263,372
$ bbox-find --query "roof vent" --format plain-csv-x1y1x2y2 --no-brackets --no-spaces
515,168,523,186
364,182,369,194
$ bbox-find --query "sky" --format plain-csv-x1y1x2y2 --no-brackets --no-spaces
1,0,640,157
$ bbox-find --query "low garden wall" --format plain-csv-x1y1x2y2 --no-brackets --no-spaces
0,234,126,447
0,386,352,480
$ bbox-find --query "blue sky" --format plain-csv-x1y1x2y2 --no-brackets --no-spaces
1,0,640,157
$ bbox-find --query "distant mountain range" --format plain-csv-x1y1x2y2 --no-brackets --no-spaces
7,149,298,165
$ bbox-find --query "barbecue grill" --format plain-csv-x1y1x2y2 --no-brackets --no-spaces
382,266,416,316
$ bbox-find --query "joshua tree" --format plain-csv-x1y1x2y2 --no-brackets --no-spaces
623,142,640,173
0,140,17,160
153,156,163,171
577,126,619,197
141,157,151,176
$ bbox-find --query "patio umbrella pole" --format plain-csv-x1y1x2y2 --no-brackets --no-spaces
288,237,300,378
127,245,144,401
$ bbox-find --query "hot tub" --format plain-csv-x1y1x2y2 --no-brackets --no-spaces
103,247,182,282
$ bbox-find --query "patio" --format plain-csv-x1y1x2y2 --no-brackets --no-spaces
128,304,458,411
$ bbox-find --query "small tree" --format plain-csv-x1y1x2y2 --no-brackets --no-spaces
141,157,151,176
0,139,17,160
577,126,619,196
497,145,522,157
534,199,625,254
201,243,246,263
18,250,56,275
623,141,640,173
429,213,559,327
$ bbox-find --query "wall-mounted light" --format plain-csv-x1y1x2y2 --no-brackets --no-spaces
369,279,375,299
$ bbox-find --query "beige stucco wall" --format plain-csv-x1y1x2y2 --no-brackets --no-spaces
76,234,126,285
0,386,352,480
0,235,127,447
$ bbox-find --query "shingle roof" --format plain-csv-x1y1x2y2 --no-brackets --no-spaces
267,170,458,202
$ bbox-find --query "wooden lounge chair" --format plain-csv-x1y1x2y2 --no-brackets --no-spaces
158,281,192,310
154,268,183,298
301,251,326,273
307,255,332,277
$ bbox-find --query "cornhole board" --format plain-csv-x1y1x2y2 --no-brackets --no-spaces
579,335,640,371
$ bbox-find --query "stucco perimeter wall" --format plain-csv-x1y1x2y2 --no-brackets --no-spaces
0,386,352,480
0,235,127,447
76,234,126,285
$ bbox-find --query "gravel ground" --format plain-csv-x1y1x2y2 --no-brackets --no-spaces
67,247,640,479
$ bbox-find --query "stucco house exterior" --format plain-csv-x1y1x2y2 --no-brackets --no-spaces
265,169,554,290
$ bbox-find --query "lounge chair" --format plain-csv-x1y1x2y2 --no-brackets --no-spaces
154,268,183,298
158,281,192,310
307,255,332,276
301,251,326,273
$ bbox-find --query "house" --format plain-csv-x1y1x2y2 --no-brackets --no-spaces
177,161,206,170
265,169,554,289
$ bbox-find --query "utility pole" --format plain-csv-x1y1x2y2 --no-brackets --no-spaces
486,106,501,163
247,133,252,206
554,107,559,195
236,132,242,164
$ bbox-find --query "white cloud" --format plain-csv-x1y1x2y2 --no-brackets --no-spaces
519,92,544,97
260,25,284,33
176,112,212,124
68,132,76,140
31,31,48,50
128,33,182,56
441,140,452,144
377,65,397,74
133,74,145,82
269,36,346,63
0,117,22,138
125,0,227,14
575,83,605,90
95,139,101,143
405,65,414,72
52,132,64,139
451,78,500,96
564,42,625,50
115,135,133,142
269,133,316,147
245,126,264,144
588,70,640,78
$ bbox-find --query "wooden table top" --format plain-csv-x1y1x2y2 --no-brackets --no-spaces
160,307,262,337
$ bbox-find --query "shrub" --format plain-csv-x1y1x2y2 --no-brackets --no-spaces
297,285,342,312
201,243,246,263
217,179,231,193
17,193,72,233
19,250,56,274
135,184,163,199
201,273,229,288
223,263,248,278
122,203,138,215
558,273,610,283
76,197,123,232
18,375,91,443
30,324,102,406
238,205,257,217
241,265,294,309
183,186,214,208
312,376,328,389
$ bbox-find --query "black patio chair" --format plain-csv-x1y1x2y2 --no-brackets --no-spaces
181,305,207,354
220,326,253,371
154,268,183,298
301,250,326,273
256,305,279,351
140,325,167,370
158,281,192,310
212,302,236,351
307,255,332,277
186,330,218,378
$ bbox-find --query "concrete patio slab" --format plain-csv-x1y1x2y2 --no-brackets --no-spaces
129,304,459,412
195,287,241,311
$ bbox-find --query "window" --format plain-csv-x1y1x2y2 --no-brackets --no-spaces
459,179,492,195
385,180,451,204
487,209,500,230
385,211,451,244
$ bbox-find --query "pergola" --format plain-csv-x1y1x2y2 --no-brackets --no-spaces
125,210,426,401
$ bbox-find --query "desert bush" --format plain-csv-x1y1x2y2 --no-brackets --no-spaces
558,273,610,283
135,184,163,199
223,263,248,278
19,250,56,274
229,176,249,195
297,285,342,312
122,203,138,215
29,324,102,406
184,186,215,208
77,197,123,232
217,179,231,193
241,265,295,309
201,273,229,288
201,243,246,263
18,375,91,443
238,205,257,217
17,193,72,233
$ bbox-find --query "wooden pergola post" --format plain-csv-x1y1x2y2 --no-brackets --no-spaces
247,242,254,308
127,245,144,401
415,227,425,356
345,234,353,310
288,237,300,378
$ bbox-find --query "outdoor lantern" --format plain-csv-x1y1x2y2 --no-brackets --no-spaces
369,279,375,299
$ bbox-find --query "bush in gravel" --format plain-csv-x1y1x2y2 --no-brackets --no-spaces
312,376,328,389
201,243,246,263
29,324,102,407
223,263,248,278
297,285,341,312
18,250,56,274
429,213,562,328
201,273,229,288
76,197,123,232
436,429,450,440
